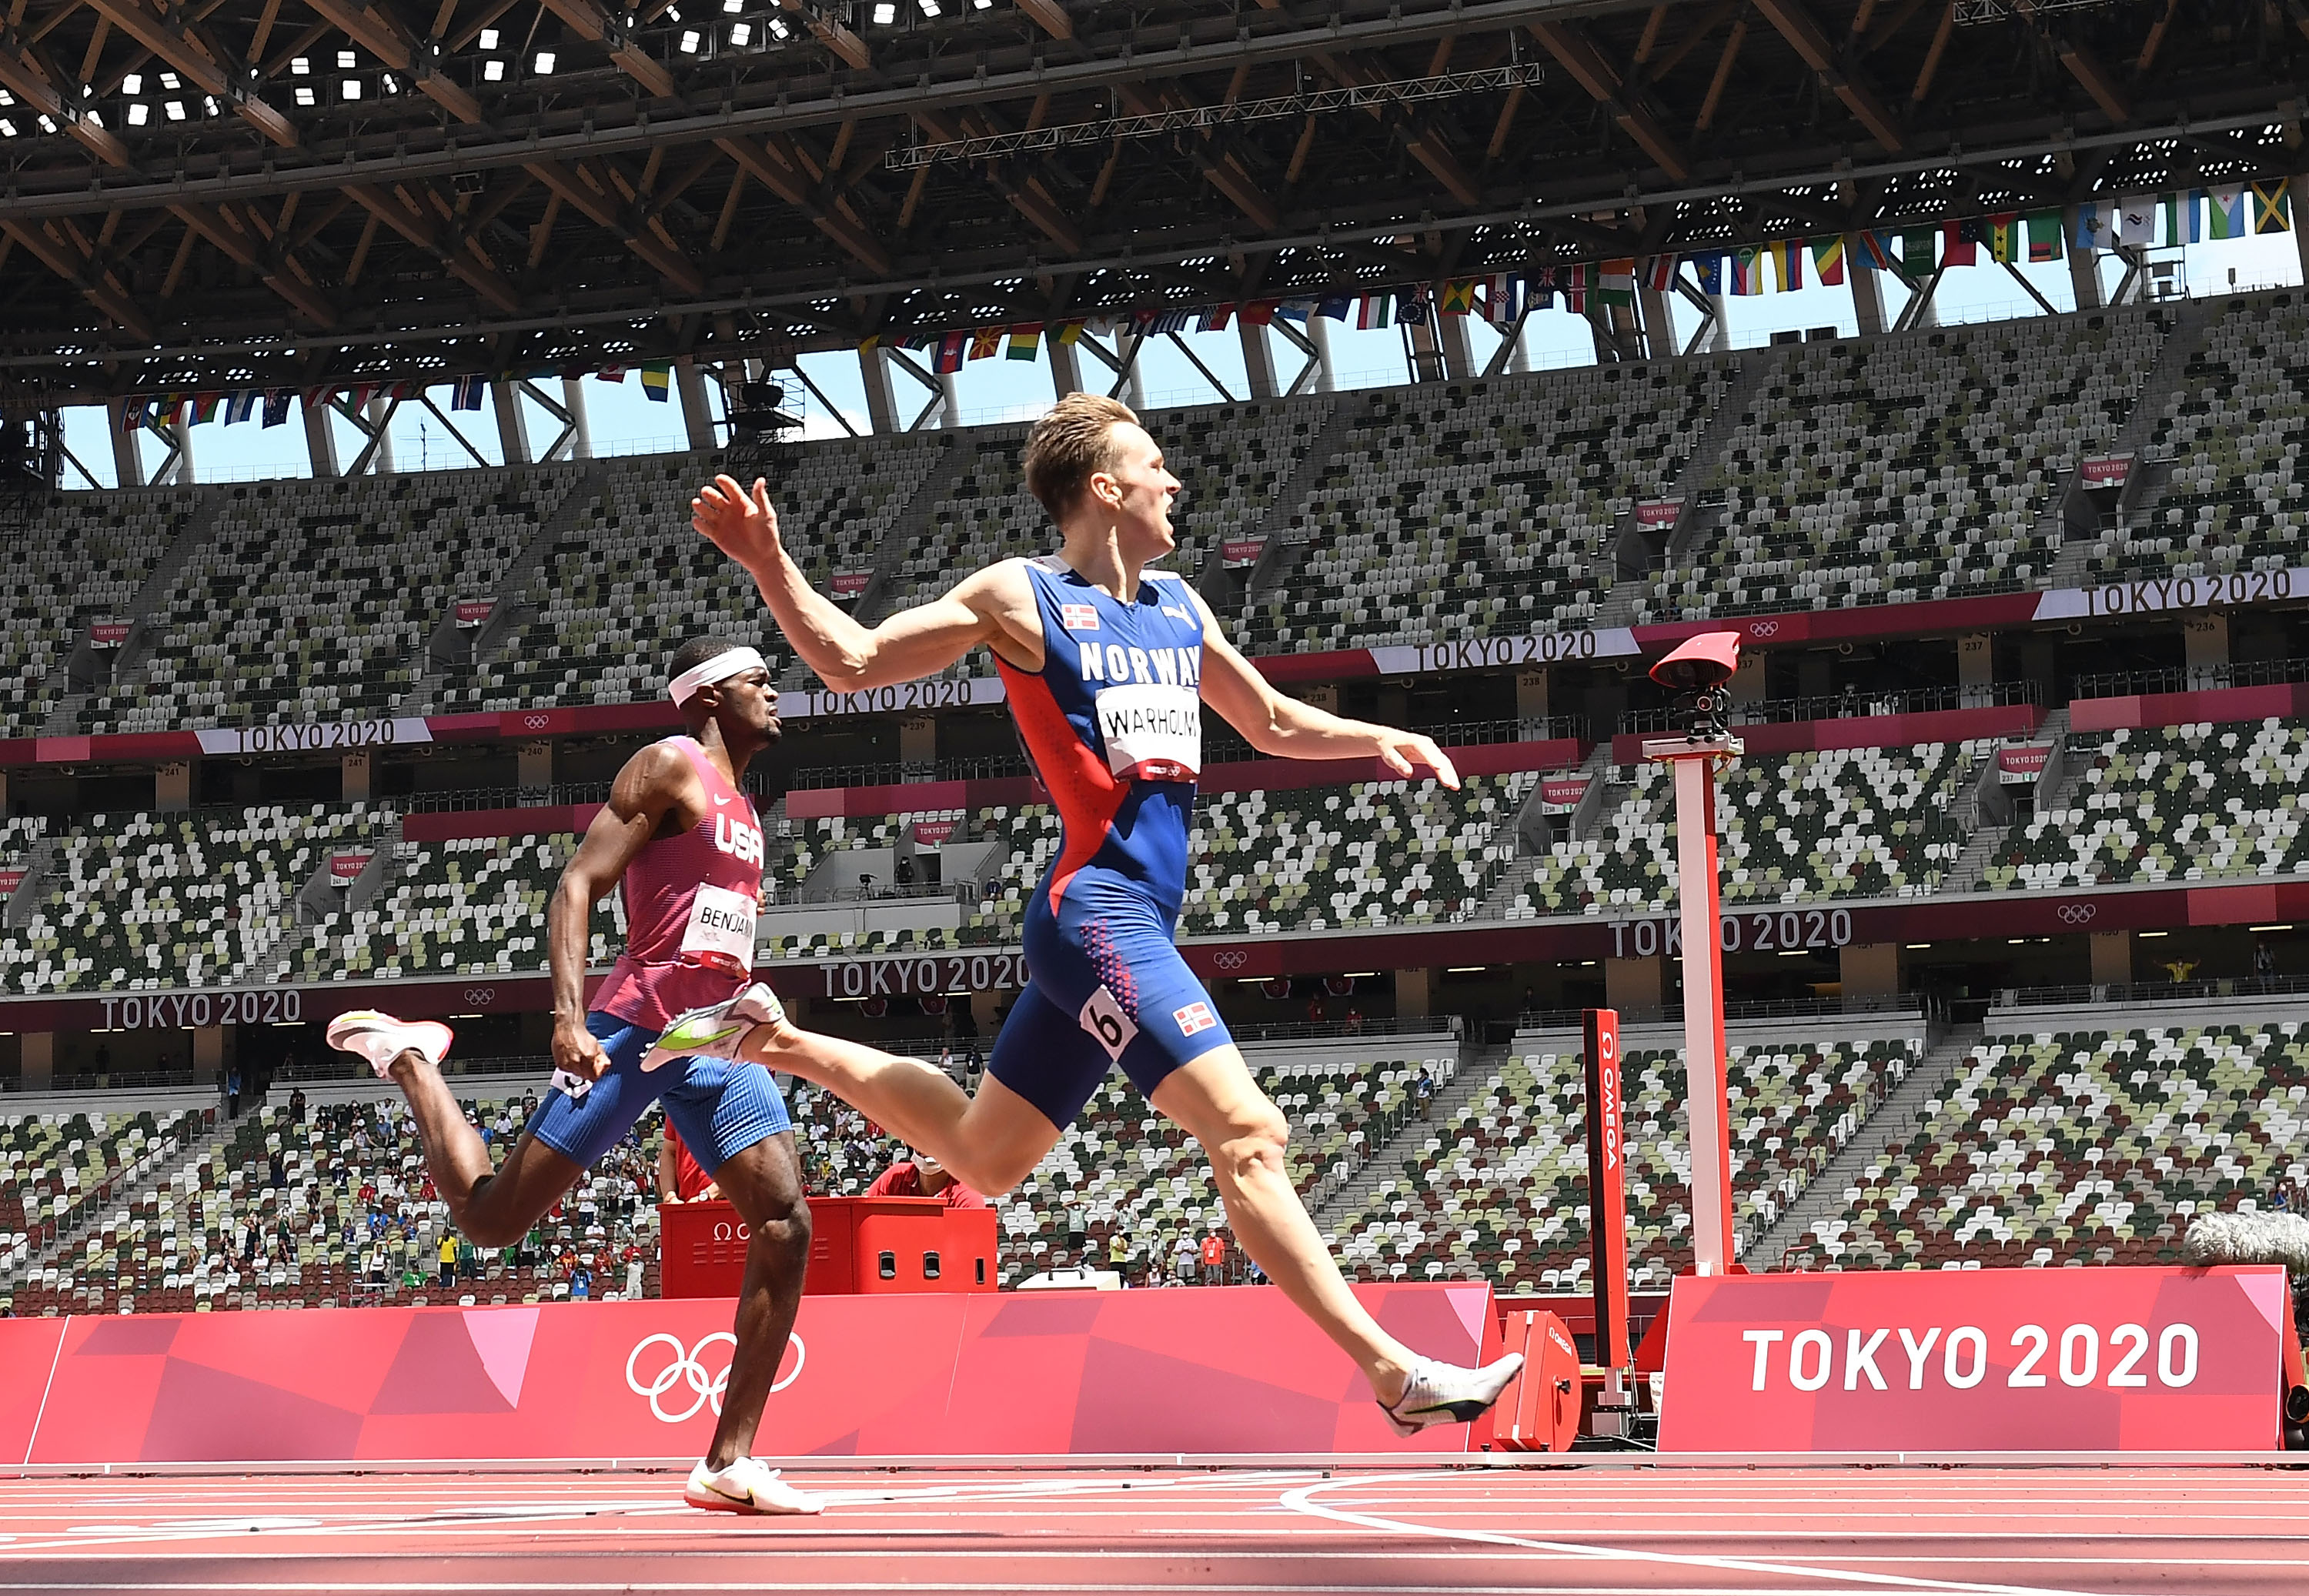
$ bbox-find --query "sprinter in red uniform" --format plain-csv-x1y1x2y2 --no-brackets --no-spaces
326,636,817,1515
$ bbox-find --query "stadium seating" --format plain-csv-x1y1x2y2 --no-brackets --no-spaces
1644,308,2170,618
2,803,384,993
82,471,571,731
1982,722,2309,891
446,442,942,709
1240,362,1725,651
2111,293,2309,578
0,1105,210,1297
0,493,182,739
1511,743,1982,917
1327,1032,1916,1289
9,1090,660,1315
1782,1018,2309,1270
276,831,620,982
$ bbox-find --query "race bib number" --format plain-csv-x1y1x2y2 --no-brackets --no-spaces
680,883,758,971
1094,682,1201,782
1078,983,1140,1063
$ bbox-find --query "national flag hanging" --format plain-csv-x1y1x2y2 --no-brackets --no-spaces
1006,324,1042,361
1315,295,1352,322
1596,259,1636,307
1900,226,1938,275
1809,235,1846,286
186,393,219,425
1355,292,1393,330
224,390,258,425
2162,192,2196,245
1853,231,1899,272
1940,220,1977,269
2252,179,2292,235
856,333,882,352
1438,279,1477,316
597,365,628,383
116,399,144,435
263,390,292,427
451,375,486,411
2026,210,2063,261
2206,185,2247,240
1730,246,1762,295
1196,306,1235,333
1522,269,1557,312
640,361,673,399
1275,299,1314,324
1643,253,1680,292
2115,194,2157,247
2073,201,2108,252
1692,254,1724,295
1559,264,1589,315
1397,289,1430,324
1761,241,1801,292
1985,213,2020,263
967,329,1001,360
349,382,379,413
1054,319,1085,345
1238,302,1277,327
931,333,967,376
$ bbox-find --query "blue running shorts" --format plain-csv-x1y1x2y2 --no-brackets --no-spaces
526,1010,792,1175
988,874,1235,1129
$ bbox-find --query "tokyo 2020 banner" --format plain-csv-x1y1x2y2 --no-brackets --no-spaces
1658,1266,2289,1452
0,1282,1499,1465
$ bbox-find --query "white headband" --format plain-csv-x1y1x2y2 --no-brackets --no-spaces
668,646,767,704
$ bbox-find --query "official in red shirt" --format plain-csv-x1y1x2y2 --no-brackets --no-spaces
865,1150,989,1210
657,1123,720,1202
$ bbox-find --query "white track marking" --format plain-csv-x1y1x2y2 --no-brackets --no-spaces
1278,1473,2115,1596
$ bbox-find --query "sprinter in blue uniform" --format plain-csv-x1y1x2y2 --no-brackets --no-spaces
674,393,1523,1434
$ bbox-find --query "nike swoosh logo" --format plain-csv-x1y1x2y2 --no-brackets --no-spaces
677,1021,746,1047
714,795,733,806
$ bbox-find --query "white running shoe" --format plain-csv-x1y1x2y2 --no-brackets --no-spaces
326,1010,454,1080
642,983,789,1072
1376,1352,1526,1437
683,1456,823,1515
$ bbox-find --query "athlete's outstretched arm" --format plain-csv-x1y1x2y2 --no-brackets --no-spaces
548,744,685,1079
692,474,1029,689
1189,590,1459,786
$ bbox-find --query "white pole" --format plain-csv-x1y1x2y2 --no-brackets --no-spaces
1646,735,1741,1276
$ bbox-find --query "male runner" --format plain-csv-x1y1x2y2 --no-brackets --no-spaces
324,636,819,1514
670,392,1522,1433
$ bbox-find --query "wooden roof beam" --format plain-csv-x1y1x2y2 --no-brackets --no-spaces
1528,18,1691,179
0,217,158,341
1744,0,1906,150
80,0,298,145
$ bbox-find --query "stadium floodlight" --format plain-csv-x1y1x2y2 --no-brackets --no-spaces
535,50,556,72
290,57,309,74
484,58,505,78
161,71,181,88
919,0,938,15
479,28,500,47
677,30,700,50
294,85,315,102
342,79,360,98
338,50,356,68
120,76,139,95
871,2,894,18
165,100,185,120
730,22,750,42
0,120,14,136
129,102,149,125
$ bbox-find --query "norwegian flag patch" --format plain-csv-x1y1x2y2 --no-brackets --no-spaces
1061,603,1101,632
1173,1001,1218,1037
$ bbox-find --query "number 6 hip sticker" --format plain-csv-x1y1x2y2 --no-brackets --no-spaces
1078,983,1140,1063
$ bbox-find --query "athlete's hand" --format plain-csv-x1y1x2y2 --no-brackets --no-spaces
692,473,784,574
1376,731,1458,789
552,1017,613,1082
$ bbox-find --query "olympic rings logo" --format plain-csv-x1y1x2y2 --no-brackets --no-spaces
625,1331,805,1423
523,713,553,730
1212,950,1249,972
2057,903,2099,925
1747,620,1781,638
463,987,496,1006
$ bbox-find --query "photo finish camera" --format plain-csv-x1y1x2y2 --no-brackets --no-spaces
1648,632,1741,739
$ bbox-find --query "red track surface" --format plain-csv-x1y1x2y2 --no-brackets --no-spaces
1,1462,2304,1594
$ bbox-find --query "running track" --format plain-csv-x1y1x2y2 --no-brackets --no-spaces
1,1463,2304,1594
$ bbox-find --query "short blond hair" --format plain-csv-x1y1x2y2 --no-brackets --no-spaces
1022,391,1138,522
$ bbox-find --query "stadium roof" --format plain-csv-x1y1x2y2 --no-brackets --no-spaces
0,0,2301,402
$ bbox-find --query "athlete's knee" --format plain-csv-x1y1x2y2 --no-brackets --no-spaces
954,1148,1037,1197
747,1192,811,1269
452,1179,532,1250
1207,1103,1292,1186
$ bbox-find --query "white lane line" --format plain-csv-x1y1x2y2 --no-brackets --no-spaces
1277,1473,2116,1596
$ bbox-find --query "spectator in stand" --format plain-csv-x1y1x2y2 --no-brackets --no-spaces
1415,1069,1435,1120
1345,1005,1364,1035
866,1150,988,1209
436,1233,456,1289
289,1087,307,1124
658,1121,722,1202
1171,1232,1198,1287
1200,1230,1227,1285
1305,994,1326,1027
571,1262,593,1301
1108,1230,1131,1284
226,1067,242,1119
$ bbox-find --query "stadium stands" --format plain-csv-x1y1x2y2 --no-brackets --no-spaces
1239,362,1724,651
1982,722,2309,890
1326,1029,1916,1289
2114,293,2309,579
1643,307,2170,619
1783,1010,2309,1270
0,494,180,739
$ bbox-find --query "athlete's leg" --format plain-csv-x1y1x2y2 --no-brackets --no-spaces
1149,1044,1418,1405
746,1025,1064,1195
385,1049,585,1247
689,1129,809,1469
